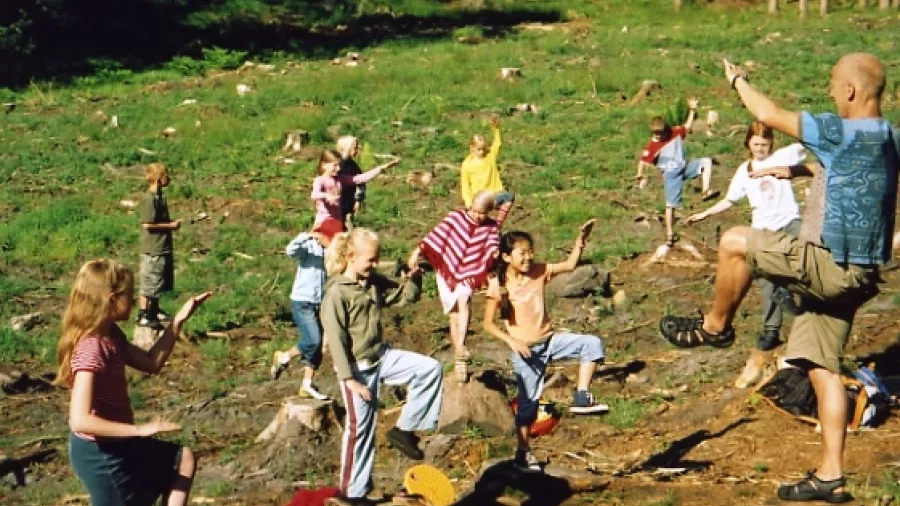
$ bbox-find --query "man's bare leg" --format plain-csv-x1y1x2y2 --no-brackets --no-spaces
703,226,754,334
809,366,847,489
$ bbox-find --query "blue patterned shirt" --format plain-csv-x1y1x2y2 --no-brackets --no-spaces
799,112,899,265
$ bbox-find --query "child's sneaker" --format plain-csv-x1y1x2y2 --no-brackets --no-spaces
270,351,290,380
756,329,782,351
570,390,610,415
386,427,424,460
299,381,329,401
514,448,542,473
137,314,165,331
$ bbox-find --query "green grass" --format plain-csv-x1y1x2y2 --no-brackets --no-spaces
3,1,900,503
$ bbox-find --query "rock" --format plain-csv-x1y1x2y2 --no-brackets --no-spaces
162,126,177,138
256,397,333,442
118,199,137,209
625,373,648,385
109,115,119,128
438,370,515,437
423,434,458,464
406,171,434,187
132,326,162,350
546,265,610,298
10,312,42,332
236,84,253,96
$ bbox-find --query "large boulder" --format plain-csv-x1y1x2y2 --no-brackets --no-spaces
546,265,610,298
438,370,515,437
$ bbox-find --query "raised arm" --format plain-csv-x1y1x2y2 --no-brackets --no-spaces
125,292,212,375
749,162,820,180
725,59,800,139
683,98,699,132
286,232,315,261
488,117,502,161
547,219,596,276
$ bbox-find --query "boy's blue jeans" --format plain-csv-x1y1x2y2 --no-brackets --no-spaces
291,301,323,369
663,157,710,207
512,332,605,427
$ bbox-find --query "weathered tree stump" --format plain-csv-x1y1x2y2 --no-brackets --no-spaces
438,370,514,437
256,397,332,442
769,0,778,13
132,326,162,350
282,130,310,153
629,80,661,105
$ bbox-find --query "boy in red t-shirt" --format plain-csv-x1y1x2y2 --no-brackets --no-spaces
635,98,718,245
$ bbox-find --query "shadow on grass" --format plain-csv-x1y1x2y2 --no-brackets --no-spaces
5,2,563,87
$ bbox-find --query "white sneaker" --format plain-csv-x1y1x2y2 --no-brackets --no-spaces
156,310,170,322
270,352,290,380
300,382,329,401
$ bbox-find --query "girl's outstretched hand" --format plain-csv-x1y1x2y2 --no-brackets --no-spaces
138,417,181,437
173,292,213,325
578,219,597,244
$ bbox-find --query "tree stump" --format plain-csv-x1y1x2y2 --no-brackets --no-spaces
132,326,162,350
282,130,310,153
438,370,515,437
629,80,661,105
256,397,333,442
769,0,778,13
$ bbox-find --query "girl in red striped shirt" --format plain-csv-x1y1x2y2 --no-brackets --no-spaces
55,259,211,506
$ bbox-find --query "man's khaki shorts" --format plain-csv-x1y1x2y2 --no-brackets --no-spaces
140,253,174,298
745,228,879,373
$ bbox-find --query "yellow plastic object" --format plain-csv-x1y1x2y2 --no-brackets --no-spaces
403,464,455,506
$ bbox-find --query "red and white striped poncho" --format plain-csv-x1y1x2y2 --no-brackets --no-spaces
419,210,501,291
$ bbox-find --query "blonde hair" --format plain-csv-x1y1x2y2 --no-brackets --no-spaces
145,163,168,184
469,134,487,149
325,228,379,276
54,259,133,387
336,136,358,159
317,149,343,176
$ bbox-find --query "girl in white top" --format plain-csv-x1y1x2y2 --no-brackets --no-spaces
685,122,805,387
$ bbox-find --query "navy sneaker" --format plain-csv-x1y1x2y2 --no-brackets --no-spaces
514,448,543,473
756,329,783,351
570,390,610,415
386,428,423,460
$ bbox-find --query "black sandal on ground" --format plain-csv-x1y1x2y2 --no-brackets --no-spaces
777,472,853,503
659,311,735,348
666,233,678,247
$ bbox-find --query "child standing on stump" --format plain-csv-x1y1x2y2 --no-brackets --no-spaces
270,217,345,401
138,163,181,331
55,259,211,506
321,228,442,506
635,98,718,246
684,122,805,388
311,150,398,230
483,220,608,473
460,114,515,223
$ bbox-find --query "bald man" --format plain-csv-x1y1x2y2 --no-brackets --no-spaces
659,53,899,503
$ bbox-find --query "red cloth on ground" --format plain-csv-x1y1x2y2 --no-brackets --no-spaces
283,487,340,506
419,209,500,291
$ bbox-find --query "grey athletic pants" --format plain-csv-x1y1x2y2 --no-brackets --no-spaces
338,348,443,499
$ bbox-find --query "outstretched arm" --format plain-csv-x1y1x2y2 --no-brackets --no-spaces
725,59,800,138
685,199,734,225
749,162,820,180
547,219,596,276
125,292,212,374
683,98,699,132
488,115,502,161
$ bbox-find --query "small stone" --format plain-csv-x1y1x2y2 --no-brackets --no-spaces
625,373,648,385
109,115,119,128
119,199,137,209
162,127,177,138
423,434,458,464
612,290,629,312
236,84,252,96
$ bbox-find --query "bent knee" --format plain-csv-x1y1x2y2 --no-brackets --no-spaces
720,227,750,255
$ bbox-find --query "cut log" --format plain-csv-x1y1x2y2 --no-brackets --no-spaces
132,326,162,350
256,397,333,442
438,370,515,437
769,0,778,13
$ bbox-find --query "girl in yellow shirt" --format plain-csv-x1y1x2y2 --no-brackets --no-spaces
460,114,514,220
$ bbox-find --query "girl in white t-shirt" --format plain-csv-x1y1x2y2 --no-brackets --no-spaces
685,122,804,387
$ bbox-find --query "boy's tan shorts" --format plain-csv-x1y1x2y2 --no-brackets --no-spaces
745,229,879,373
140,253,174,298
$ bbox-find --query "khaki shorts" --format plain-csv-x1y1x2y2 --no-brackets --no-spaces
745,229,879,373
140,253,174,298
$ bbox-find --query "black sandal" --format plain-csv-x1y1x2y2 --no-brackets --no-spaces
659,312,735,348
777,472,853,503
666,233,678,247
